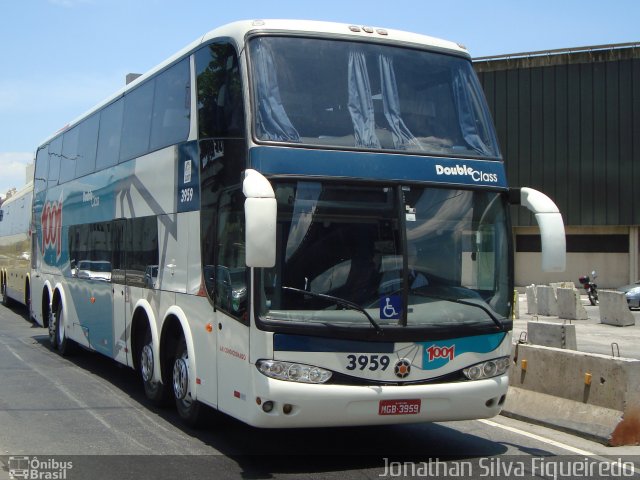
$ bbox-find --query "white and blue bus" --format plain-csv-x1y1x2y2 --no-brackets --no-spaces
0,182,33,310
31,20,565,428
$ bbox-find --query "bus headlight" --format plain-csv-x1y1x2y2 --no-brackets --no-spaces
463,357,511,380
257,360,332,384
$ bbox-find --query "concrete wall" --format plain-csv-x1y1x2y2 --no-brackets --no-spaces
516,252,629,289
515,225,634,289
507,343,640,445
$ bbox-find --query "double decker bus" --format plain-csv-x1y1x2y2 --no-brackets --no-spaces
31,20,565,427
0,182,33,309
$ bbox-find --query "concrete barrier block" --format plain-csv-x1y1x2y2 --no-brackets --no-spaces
550,281,577,291
599,290,636,327
527,321,577,349
525,285,537,315
508,343,640,445
536,285,557,316
557,287,589,320
503,388,623,444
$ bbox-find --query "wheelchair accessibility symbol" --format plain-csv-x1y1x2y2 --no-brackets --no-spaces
380,295,401,320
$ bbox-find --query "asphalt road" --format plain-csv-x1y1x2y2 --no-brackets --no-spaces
0,301,638,480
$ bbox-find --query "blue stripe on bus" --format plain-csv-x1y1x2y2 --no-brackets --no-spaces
273,334,395,353
418,332,507,370
274,332,507,358
250,146,507,188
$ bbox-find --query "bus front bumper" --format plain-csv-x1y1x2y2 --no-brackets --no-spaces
242,373,509,428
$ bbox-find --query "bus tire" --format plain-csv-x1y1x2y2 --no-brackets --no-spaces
174,337,202,427
25,281,33,322
47,306,58,350
54,302,74,356
140,329,171,406
2,281,12,307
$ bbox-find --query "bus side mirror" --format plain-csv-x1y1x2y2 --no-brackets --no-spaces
243,169,276,268
0,210,3,222
510,187,566,272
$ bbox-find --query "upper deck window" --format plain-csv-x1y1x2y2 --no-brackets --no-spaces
195,43,245,138
248,36,500,160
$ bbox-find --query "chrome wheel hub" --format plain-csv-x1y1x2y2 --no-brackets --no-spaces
141,344,154,382
57,314,64,344
48,311,56,339
173,357,189,400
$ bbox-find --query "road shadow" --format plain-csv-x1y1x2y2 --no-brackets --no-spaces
1,298,37,327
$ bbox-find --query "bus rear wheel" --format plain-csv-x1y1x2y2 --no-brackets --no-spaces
174,338,202,427
54,302,74,356
47,307,58,350
1,282,12,307
139,329,171,406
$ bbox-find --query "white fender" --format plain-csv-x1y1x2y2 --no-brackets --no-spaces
164,305,197,400
52,282,68,334
131,299,161,383
42,280,53,304
41,280,54,326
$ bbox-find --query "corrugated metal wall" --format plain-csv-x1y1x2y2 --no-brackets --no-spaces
474,46,640,227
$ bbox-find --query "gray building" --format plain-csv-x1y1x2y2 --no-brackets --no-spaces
474,43,640,288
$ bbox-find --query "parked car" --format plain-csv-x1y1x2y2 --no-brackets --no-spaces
75,260,112,281
617,280,640,309
203,265,247,313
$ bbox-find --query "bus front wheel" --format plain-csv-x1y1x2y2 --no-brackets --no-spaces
174,337,202,427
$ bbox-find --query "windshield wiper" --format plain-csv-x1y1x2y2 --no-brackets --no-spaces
411,291,506,332
282,286,383,335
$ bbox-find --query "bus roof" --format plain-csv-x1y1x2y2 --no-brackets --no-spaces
1,181,33,207
38,19,468,148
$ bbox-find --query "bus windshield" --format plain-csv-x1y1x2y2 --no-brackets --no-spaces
257,182,512,331
248,36,500,159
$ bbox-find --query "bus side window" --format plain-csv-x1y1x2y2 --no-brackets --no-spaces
126,217,159,288
120,81,154,162
34,146,49,194
48,136,62,189
150,57,191,151
60,125,79,184
96,98,124,170
215,188,247,319
75,113,99,179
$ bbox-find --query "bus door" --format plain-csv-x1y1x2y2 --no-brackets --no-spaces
214,187,250,415
111,219,129,365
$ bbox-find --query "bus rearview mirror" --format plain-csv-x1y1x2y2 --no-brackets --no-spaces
510,187,566,272
243,169,276,268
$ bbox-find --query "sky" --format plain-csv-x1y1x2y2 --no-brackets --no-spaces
1,0,638,198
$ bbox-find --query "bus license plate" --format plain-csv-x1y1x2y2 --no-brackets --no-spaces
378,399,421,415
